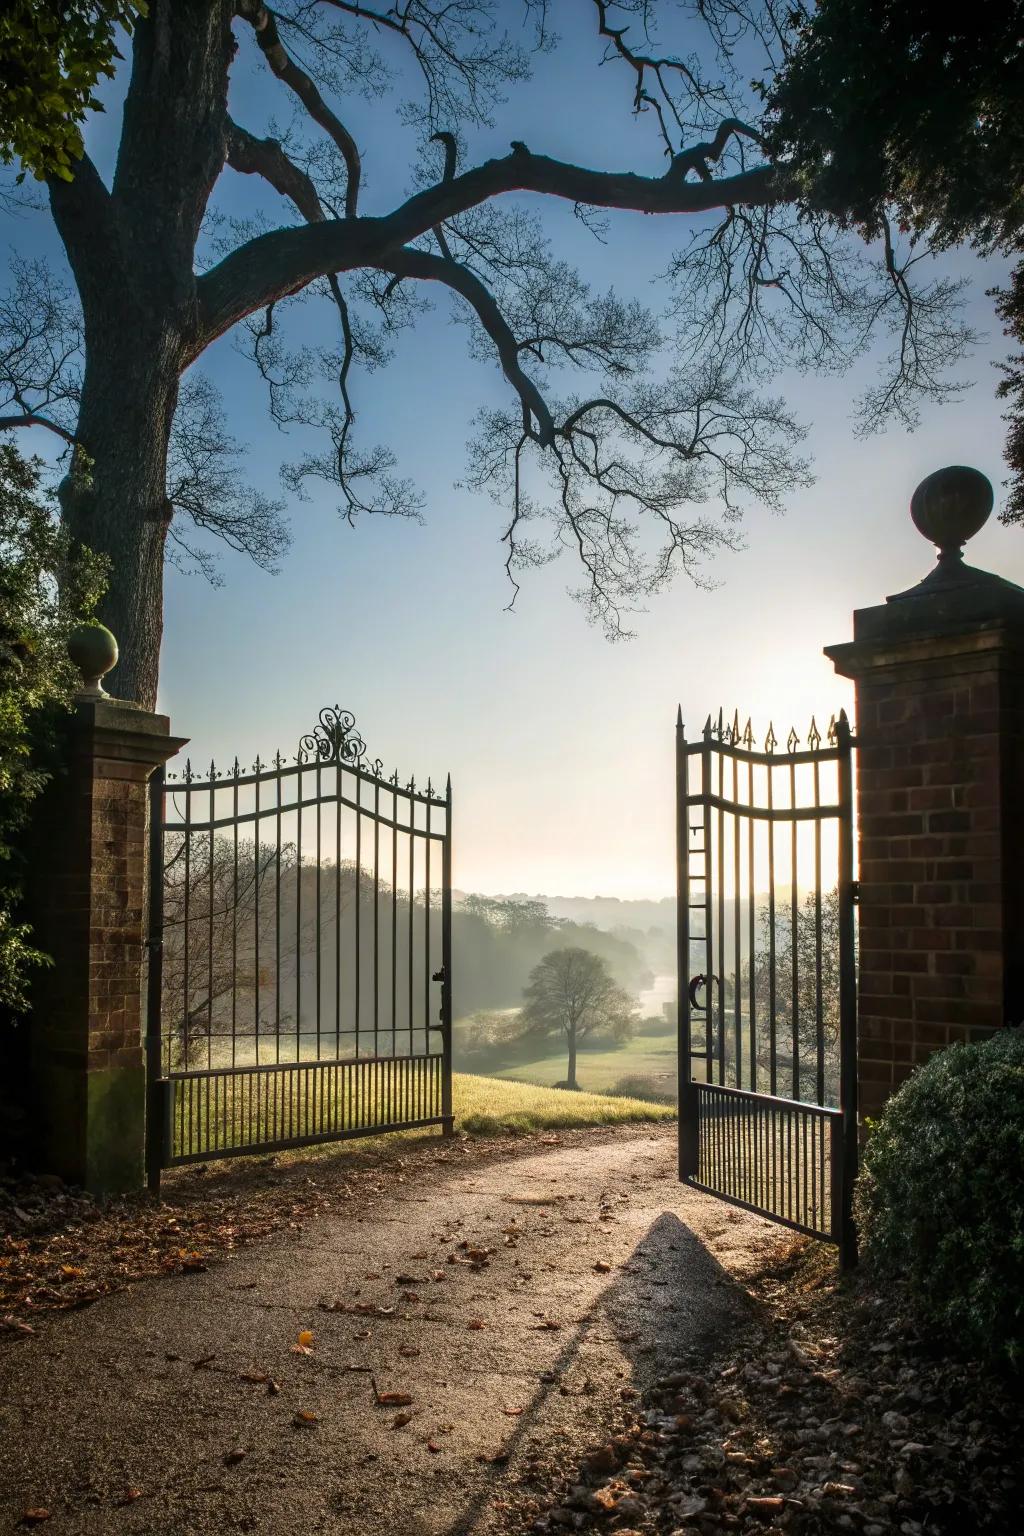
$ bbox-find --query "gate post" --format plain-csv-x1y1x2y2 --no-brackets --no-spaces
825,466,1024,1122
26,627,187,1195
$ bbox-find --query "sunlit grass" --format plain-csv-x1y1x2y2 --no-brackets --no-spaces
484,1035,678,1098
454,1071,675,1134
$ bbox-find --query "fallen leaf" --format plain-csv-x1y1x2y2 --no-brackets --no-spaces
370,1373,413,1406
392,1411,414,1429
2,1316,35,1338
239,1370,270,1385
60,1265,85,1278
467,1319,486,1330
320,1300,395,1317
297,1329,314,1348
427,1441,442,1453
502,1406,523,1416
120,1489,143,1505
293,1411,319,1428
21,1512,51,1526
594,1260,613,1273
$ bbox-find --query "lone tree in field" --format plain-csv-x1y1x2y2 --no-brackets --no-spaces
521,946,635,1090
0,2,978,705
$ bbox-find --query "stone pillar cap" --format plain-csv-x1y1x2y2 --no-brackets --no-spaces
68,622,119,700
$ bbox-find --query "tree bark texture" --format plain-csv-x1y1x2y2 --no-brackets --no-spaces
48,0,235,709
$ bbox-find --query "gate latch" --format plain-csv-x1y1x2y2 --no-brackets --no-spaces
687,974,720,1011
432,966,446,1029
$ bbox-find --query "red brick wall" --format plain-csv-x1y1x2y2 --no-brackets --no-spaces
853,653,1022,1118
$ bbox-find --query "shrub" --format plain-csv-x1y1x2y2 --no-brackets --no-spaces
856,1029,1024,1371
609,1073,677,1104
0,443,105,1013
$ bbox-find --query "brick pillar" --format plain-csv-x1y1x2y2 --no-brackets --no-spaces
28,629,186,1194
825,466,1024,1120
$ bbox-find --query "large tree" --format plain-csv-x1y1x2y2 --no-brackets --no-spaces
0,1,974,706
521,945,635,1089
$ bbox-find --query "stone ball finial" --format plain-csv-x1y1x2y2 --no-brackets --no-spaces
68,622,118,700
910,465,993,562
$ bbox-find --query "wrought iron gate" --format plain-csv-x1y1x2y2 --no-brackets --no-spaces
145,706,452,1189
676,709,858,1266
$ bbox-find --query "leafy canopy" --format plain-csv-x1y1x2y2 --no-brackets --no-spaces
0,1,145,181
768,0,1024,517
0,441,106,1012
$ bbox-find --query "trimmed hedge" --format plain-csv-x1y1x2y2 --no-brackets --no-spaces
856,1029,1024,1371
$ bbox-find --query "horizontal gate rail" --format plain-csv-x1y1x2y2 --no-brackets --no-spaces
147,704,453,1188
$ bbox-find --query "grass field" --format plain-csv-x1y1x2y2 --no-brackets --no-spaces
454,1072,675,1132
483,1034,678,1099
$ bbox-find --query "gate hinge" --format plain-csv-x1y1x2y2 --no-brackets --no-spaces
850,880,861,906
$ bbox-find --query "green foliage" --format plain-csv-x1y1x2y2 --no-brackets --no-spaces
856,1029,1024,1371
0,1,145,181
767,2,1024,250
0,442,106,1011
768,2,1024,517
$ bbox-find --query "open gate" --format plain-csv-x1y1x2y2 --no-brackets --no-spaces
676,709,858,1266
145,706,452,1190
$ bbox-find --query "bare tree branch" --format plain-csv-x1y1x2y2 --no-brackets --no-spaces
236,1,362,218
195,152,781,348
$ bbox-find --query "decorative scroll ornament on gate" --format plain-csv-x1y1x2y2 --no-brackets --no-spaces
299,705,368,767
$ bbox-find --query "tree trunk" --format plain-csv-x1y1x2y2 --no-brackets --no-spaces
567,1026,578,1090
61,332,182,710
47,0,235,711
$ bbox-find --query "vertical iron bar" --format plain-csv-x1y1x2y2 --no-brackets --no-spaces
275,764,282,1064
355,772,362,1058
231,767,238,1070
733,750,742,1090
374,777,381,1062
424,796,432,1058
392,792,398,1064
296,762,303,1061
335,766,342,1059
207,772,215,1072
789,755,800,1102
316,758,322,1062
182,780,191,1074
441,777,453,1132
767,761,777,1096
145,767,166,1194
814,754,825,1106
716,743,726,1086
408,804,415,1058
748,755,757,1093
836,712,859,1269
254,768,261,1068
676,714,697,1180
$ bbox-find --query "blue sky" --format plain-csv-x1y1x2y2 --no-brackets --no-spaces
6,3,1023,899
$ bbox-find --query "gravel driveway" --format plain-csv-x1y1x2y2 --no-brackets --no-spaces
0,1127,779,1535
